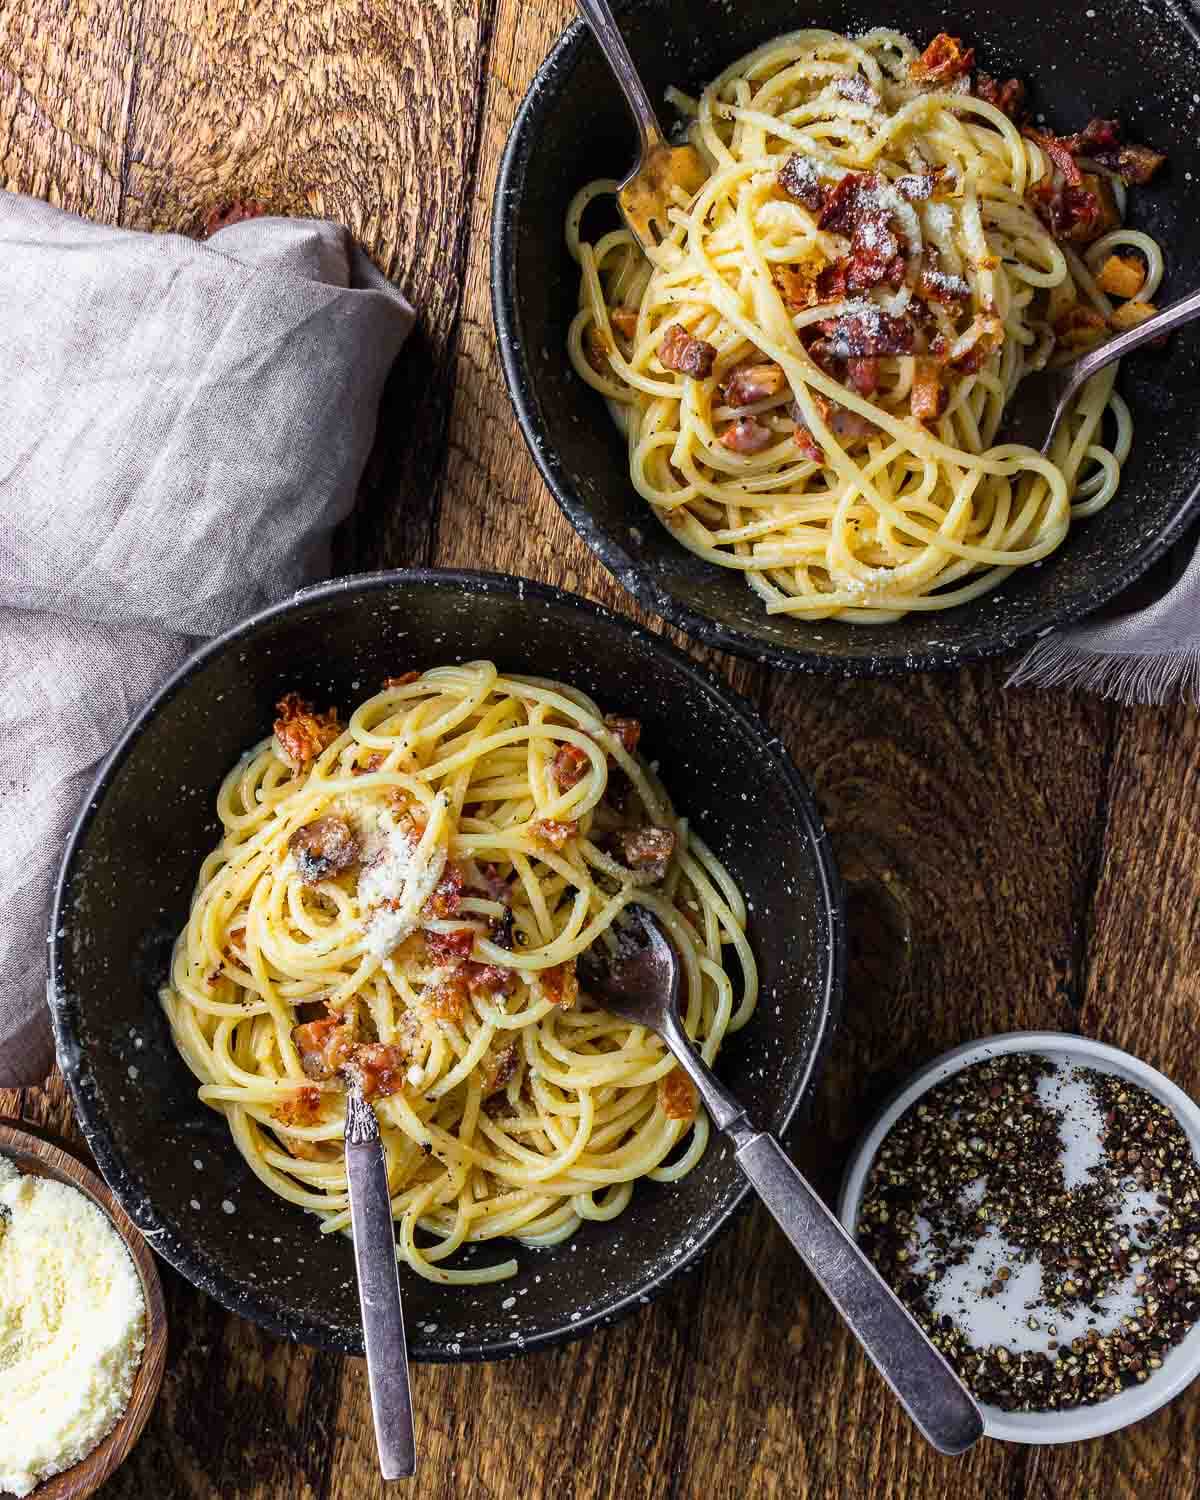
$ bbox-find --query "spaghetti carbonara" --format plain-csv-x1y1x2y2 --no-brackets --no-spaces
568,29,1166,622
162,663,754,1283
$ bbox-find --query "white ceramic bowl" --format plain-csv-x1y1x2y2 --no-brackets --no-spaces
838,1031,1200,1445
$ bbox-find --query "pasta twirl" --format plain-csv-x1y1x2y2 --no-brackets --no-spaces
161,662,755,1284
567,29,1165,623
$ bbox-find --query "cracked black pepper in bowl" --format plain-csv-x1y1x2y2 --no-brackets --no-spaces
856,1054,1200,1412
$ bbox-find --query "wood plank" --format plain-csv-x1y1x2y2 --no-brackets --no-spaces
0,0,134,219
434,0,768,707
1030,702,1200,1500
116,0,499,569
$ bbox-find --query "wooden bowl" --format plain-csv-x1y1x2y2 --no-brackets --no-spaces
0,1122,167,1499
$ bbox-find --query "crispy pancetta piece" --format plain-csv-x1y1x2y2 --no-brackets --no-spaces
292,1016,353,1081
909,33,975,87
1097,254,1146,299
425,927,477,962
658,324,717,379
659,1068,697,1121
721,361,788,408
551,742,591,790
777,153,824,211
288,815,360,886
616,826,676,882
603,714,641,755
974,73,1026,119
538,960,579,1009
273,693,341,772
719,416,774,454
910,359,947,422
422,862,465,920
533,818,578,850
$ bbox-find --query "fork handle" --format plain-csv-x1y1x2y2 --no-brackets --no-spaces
1066,285,1200,398
575,0,666,154
659,1014,982,1456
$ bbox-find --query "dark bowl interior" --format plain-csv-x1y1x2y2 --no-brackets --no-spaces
492,0,1200,674
49,570,842,1359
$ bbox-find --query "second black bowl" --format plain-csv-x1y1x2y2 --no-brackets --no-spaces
49,570,842,1358
492,0,1200,674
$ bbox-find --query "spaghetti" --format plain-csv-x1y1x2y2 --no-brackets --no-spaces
567,29,1166,622
161,662,755,1283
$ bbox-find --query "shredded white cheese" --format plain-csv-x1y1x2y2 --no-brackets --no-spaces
0,1157,146,1496
358,792,449,959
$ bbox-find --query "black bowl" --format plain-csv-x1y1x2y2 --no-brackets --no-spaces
49,570,842,1359
492,0,1200,674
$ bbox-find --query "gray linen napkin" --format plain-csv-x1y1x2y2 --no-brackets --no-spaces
1007,536,1200,702
0,193,414,1087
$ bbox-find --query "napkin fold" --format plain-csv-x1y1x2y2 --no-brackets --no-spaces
0,193,414,1088
1007,533,1200,703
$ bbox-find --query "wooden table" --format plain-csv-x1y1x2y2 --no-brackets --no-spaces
3,2,1199,1496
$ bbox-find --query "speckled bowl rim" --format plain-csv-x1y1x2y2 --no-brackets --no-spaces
836,1030,1200,1443
490,8,1200,678
47,567,845,1361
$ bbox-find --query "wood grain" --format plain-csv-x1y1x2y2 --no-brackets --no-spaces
0,1122,167,1500
4,0,1200,1495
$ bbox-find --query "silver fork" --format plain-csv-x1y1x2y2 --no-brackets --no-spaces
575,0,708,250
581,907,984,1457
1001,286,1200,452
345,1079,417,1480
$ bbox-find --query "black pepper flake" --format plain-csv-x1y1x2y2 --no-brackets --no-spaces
856,1056,1200,1413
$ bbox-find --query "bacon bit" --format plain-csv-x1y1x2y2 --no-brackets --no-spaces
383,671,419,688
1054,305,1110,352
551,742,591,790
603,714,641,755
345,1042,409,1101
794,425,825,463
817,172,877,234
533,818,578,851
292,1016,353,1081
909,33,975,87
952,314,1005,374
1066,118,1166,184
846,357,880,397
427,971,469,1022
719,416,774,454
1097,254,1146,299
815,309,915,359
466,962,517,1000
919,266,971,309
425,927,477,962
894,167,952,201
1029,180,1100,244
836,74,880,107
911,359,947,422
1110,299,1159,332
539,960,579,1009
288,815,361,886
482,1043,519,1097
202,200,267,238
657,323,717,379
616,826,676,882
974,73,1027,119
422,862,465,920
813,261,849,307
585,324,612,373
777,153,824,210
272,1085,324,1128
610,307,639,339
659,1068,697,1121
772,261,823,312
721,361,787,408
811,392,879,445
273,693,341,772
1024,127,1084,187
352,751,386,777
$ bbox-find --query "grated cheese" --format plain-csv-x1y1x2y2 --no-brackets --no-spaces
358,792,449,959
0,1156,146,1496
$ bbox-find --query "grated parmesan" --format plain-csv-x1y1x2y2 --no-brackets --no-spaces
0,1156,146,1496
358,792,449,959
